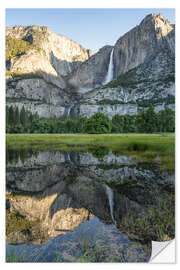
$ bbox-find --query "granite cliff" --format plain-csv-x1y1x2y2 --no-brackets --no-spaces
6,13,175,119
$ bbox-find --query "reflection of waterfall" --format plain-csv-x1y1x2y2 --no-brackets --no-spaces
103,48,114,85
104,184,115,224
65,152,72,163
66,153,71,162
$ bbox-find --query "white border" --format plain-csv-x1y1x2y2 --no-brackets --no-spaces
1,0,179,269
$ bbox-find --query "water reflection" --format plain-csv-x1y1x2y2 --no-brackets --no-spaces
6,149,175,262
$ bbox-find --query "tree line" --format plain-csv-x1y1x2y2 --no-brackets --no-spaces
6,104,175,134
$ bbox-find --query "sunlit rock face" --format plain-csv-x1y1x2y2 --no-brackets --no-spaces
6,13,175,119
113,13,174,77
6,25,91,118
75,14,175,118
6,25,91,76
68,13,174,87
9,50,65,86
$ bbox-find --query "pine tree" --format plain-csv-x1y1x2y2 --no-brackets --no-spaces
136,105,157,133
6,106,9,125
158,109,175,132
8,106,14,124
112,114,124,133
20,106,26,125
145,104,157,133
14,106,20,125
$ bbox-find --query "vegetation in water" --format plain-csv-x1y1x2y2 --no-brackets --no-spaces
88,146,109,159
6,210,32,236
120,192,175,242
6,236,148,263
6,247,27,263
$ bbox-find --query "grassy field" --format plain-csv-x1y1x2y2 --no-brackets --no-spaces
6,133,175,172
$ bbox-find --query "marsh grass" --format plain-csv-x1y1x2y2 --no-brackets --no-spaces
6,211,33,236
6,246,28,262
120,192,175,242
6,243,130,263
6,133,175,172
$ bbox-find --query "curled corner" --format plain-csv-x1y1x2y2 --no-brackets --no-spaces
149,239,175,263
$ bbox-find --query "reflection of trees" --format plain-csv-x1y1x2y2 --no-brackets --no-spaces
88,146,109,159
6,148,39,164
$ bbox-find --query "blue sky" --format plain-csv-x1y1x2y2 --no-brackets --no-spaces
6,8,175,53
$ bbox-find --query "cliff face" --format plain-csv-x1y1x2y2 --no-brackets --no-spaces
74,13,175,118
79,44,175,118
113,13,174,77
6,13,175,119
6,25,92,76
6,75,71,118
67,46,113,93
6,26,91,118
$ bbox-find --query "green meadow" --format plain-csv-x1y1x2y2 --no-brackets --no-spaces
6,133,175,172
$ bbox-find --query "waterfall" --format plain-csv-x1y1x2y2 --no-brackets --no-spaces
104,184,115,224
67,104,73,117
103,48,114,85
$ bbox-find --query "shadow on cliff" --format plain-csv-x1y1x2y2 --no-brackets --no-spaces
7,69,81,104
50,51,88,78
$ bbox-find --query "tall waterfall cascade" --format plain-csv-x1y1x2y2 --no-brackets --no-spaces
103,48,114,85
104,184,115,224
67,104,74,117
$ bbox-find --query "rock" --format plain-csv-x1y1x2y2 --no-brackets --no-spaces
78,103,138,119
6,77,70,118
67,45,113,93
6,13,175,119
75,13,175,117
6,25,91,76
113,13,174,77
10,49,66,89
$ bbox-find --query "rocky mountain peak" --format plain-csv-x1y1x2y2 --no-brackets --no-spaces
6,25,50,44
6,13,175,120
140,13,174,37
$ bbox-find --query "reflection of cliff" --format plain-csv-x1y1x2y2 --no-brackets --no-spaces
6,150,174,194
8,191,93,244
6,150,175,244
7,174,145,244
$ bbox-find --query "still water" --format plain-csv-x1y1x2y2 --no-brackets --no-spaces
6,149,175,262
